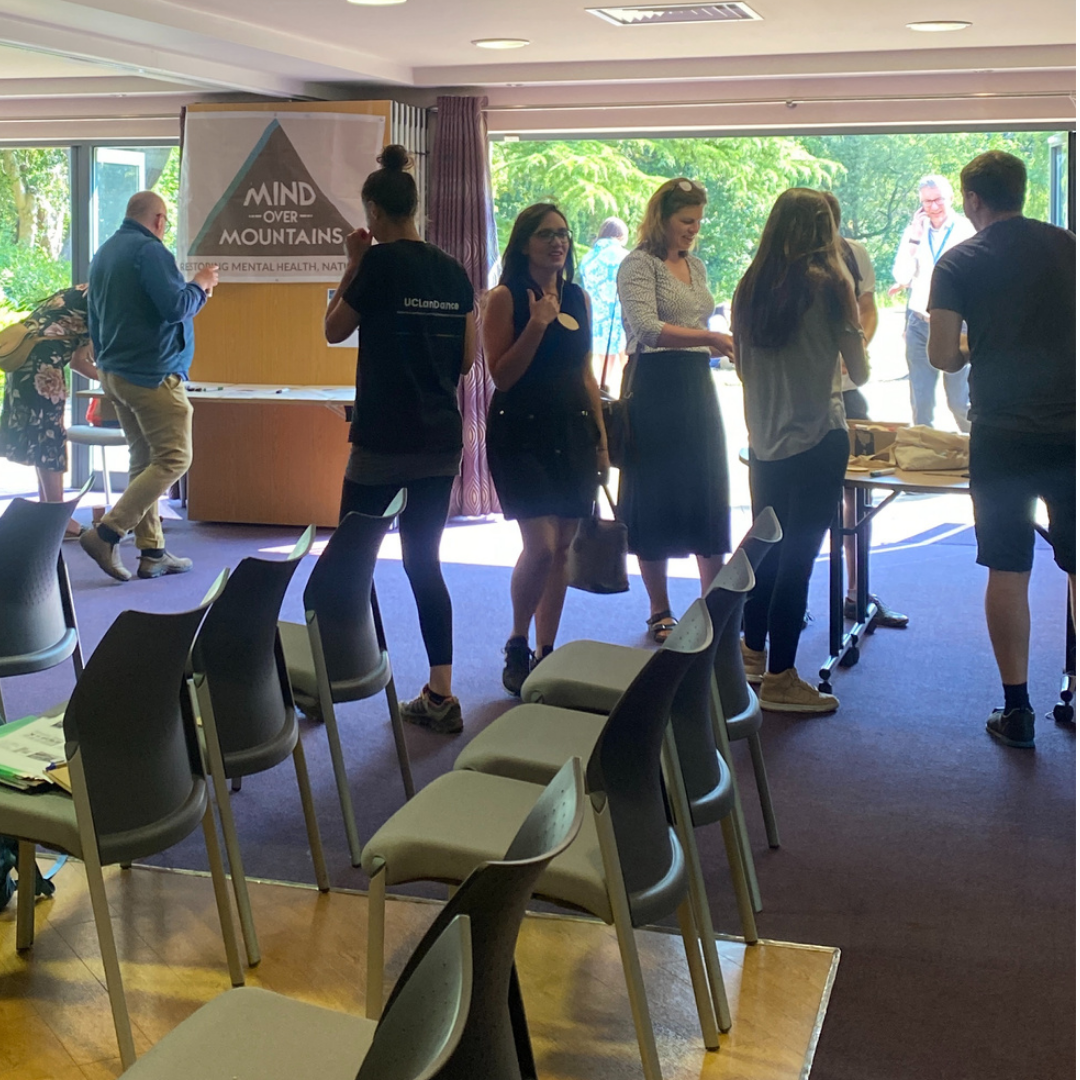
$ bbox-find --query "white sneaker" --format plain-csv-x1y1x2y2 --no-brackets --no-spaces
759,668,839,714
740,639,766,685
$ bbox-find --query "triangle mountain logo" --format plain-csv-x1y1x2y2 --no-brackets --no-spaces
190,120,353,257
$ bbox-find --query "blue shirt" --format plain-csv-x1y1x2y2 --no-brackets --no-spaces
88,219,206,388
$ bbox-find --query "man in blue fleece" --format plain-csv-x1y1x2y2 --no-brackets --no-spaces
83,191,218,581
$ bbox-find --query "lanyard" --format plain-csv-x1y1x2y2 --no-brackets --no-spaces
928,222,954,264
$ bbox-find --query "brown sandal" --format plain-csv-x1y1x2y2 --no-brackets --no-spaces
646,609,678,644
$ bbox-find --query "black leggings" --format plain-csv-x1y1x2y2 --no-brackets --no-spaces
340,475,455,668
744,429,849,673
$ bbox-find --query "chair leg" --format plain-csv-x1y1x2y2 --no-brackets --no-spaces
231,777,242,793
748,732,780,849
594,801,664,1080
83,854,137,1069
200,803,245,987
0,681,6,723
710,685,762,912
209,765,260,968
720,815,759,946
100,445,113,510
675,898,720,1049
320,695,364,867
383,675,415,800
15,842,36,949
366,866,386,1020
292,740,329,892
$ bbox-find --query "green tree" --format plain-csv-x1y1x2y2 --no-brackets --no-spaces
0,148,71,311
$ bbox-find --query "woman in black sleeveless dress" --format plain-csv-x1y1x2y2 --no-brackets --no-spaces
484,203,607,694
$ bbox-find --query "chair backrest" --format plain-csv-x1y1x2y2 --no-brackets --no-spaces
587,601,712,926
62,572,226,865
715,507,783,718
357,914,473,1080
192,527,314,758
673,550,755,820
303,495,405,685
380,759,586,1078
0,488,85,657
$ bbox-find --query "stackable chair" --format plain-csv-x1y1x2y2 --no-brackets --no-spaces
121,914,474,1080
65,424,128,513
0,479,92,722
188,526,329,968
0,575,243,1070
519,506,784,911
455,554,759,1023
376,758,586,1076
362,605,722,1080
279,494,415,866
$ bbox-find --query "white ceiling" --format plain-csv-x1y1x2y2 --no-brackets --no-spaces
0,0,1073,139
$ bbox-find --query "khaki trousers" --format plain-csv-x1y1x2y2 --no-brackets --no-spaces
99,372,192,551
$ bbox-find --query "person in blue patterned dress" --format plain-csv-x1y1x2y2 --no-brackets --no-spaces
577,217,629,391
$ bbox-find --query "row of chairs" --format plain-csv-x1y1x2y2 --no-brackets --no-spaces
354,508,785,1080
0,484,425,1068
1,480,784,1077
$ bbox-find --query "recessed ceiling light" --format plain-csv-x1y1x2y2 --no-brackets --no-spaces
906,19,971,31
347,0,406,6
472,38,530,49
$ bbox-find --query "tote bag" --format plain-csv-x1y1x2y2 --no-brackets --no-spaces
567,485,629,595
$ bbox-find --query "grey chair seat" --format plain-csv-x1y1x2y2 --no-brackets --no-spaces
455,705,736,829
278,619,391,705
520,640,646,713
363,770,610,921
454,704,607,787
0,776,209,867
122,986,377,1080
220,708,298,779
0,628,78,677
65,424,129,447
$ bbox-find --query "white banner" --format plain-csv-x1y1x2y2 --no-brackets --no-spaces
177,110,385,282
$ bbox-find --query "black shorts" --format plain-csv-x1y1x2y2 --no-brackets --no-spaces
969,424,1075,574
842,388,871,421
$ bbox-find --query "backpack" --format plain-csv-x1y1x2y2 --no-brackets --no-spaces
0,836,56,910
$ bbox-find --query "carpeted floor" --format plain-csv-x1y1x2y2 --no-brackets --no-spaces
3,507,1074,1080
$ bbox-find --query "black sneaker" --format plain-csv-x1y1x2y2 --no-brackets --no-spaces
502,636,534,696
986,706,1036,748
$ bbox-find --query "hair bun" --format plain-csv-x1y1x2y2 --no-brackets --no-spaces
377,144,411,172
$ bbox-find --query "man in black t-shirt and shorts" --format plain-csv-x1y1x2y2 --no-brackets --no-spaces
928,150,1075,749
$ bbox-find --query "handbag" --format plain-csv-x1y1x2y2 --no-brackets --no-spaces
601,351,637,469
567,484,629,595
0,321,36,373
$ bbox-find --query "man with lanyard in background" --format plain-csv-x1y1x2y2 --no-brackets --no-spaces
891,175,975,430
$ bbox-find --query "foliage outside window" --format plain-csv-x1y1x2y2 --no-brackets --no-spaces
491,131,1064,305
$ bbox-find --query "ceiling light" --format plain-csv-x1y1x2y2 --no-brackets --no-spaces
472,38,530,49
906,19,971,31
589,4,761,26
347,0,406,6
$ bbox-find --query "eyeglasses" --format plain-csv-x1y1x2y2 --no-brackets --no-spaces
534,228,572,243
920,196,946,207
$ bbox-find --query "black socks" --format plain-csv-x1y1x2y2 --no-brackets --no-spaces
1003,683,1031,713
96,523,122,545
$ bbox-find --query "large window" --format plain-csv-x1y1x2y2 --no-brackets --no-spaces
92,145,180,255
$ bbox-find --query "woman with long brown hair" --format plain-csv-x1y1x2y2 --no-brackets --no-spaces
484,203,607,694
733,187,868,714
616,178,734,643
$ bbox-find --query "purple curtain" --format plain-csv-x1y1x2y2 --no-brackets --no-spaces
429,95,501,517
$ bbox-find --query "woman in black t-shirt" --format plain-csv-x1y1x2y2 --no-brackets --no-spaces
325,145,476,735
484,203,608,695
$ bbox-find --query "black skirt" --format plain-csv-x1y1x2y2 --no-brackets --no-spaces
617,350,730,560
487,402,600,521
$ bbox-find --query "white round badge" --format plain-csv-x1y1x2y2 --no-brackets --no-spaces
557,312,580,331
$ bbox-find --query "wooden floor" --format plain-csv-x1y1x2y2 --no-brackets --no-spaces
0,862,838,1080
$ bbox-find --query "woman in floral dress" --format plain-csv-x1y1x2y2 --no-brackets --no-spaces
0,285,100,535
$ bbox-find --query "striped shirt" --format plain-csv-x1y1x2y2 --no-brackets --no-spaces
617,248,714,355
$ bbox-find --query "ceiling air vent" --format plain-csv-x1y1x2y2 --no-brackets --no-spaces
587,3,762,26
